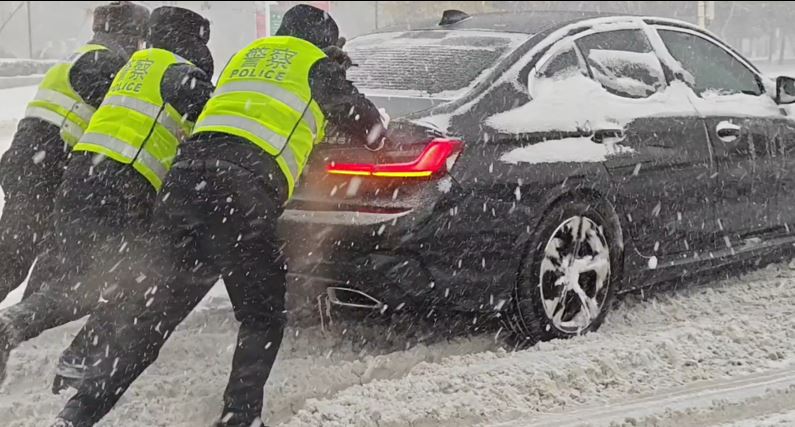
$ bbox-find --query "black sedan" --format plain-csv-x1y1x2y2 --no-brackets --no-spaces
278,10,795,344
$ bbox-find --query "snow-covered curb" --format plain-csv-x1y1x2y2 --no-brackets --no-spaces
0,75,43,90
0,59,56,78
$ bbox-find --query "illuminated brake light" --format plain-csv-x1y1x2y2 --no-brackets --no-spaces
327,138,463,178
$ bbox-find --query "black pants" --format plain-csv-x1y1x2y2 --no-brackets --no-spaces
59,157,286,426
0,153,155,344
0,119,69,301
0,192,56,301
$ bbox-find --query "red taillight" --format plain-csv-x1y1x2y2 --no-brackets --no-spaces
326,138,463,178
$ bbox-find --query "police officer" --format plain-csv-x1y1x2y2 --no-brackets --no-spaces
0,6,214,391
0,1,148,303
53,4,386,427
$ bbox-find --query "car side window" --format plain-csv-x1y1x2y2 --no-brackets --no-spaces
658,29,762,96
575,29,666,99
537,48,583,80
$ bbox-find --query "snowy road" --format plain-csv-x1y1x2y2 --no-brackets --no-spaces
2,260,795,427
0,80,794,427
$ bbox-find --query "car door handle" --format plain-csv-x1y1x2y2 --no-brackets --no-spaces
716,121,741,142
591,129,624,143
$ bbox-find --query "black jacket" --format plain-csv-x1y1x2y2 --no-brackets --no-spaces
0,36,131,194
310,57,383,142
69,33,135,109
70,34,215,121
161,64,214,123
180,56,384,205
65,60,215,194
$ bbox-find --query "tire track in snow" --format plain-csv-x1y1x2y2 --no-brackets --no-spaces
495,366,795,426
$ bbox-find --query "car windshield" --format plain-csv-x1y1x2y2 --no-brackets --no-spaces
345,30,529,116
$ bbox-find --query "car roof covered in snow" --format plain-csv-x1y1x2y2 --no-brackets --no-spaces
381,10,620,35
377,10,712,38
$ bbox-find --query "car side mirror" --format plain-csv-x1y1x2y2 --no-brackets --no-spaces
775,76,795,104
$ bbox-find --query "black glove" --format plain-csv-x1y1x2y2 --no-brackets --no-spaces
323,37,355,71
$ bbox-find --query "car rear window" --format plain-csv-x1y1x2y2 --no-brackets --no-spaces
346,31,529,98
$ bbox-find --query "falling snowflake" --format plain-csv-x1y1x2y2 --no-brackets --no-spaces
32,150,46,164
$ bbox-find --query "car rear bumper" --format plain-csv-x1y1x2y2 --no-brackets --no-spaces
278,198,524,314
287,248,436,310
281,209,412,226
278,207,426,260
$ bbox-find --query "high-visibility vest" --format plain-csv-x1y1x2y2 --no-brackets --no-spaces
72,48,194,191
191,36,327,198
25,44,109,145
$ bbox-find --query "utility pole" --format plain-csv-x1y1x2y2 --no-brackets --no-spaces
374,0,378,30
697,0,715,29
25,1,32,58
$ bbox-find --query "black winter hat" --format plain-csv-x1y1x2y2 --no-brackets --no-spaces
149,6,211,45
93,1,149,37
276,4,339,49
148,6,213,77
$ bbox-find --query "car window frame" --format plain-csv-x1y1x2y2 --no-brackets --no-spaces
651,25,765,97
526,24,671,100
532,41,589,81
570,27,669,99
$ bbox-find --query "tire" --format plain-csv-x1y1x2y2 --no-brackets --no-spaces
507,194,623,348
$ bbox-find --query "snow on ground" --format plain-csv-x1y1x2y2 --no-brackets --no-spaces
281,265,795,427
2,260,795,427
1,68,795,426
720,409,795,427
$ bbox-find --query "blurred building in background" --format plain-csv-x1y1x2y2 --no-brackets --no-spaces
0,1,259,67
1,1,794,66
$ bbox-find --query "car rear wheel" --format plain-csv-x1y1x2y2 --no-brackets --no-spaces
507,195,622,347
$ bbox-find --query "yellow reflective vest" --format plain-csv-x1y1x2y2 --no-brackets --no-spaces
191,36,327,198
25,44,109,145
73,48,194,191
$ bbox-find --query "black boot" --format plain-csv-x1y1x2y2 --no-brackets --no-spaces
52,350,94,394
52,373,82,395
50,417,94,427
53,322,111,394
55,395,102,427
213,412,265,427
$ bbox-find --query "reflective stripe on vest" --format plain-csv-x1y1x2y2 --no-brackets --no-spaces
25,106,88,144
191,36,328,199
280,144,300,184
102,95,187,139
25,44,108,145
80,132,169,182
194,114,289,151
73,48,194,190
30,88,96,123
213,80,318,134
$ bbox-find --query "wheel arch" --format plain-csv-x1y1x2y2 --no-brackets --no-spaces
505,179,626,346
509,171,629,307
